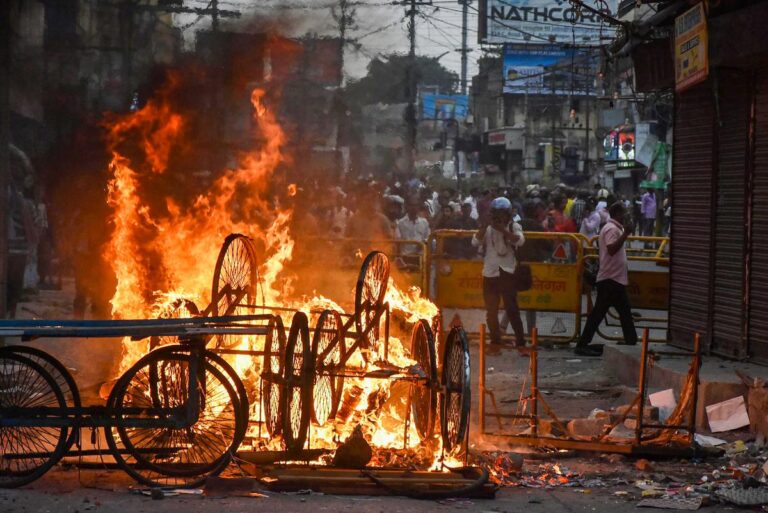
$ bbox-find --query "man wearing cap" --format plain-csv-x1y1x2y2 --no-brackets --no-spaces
575,201,637,356
472,197,527,349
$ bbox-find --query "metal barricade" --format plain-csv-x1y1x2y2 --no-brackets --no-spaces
427,230,585,343
477,326,702,457
301,237,428,296
582,235,670,343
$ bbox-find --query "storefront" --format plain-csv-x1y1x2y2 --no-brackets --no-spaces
669,1,768,364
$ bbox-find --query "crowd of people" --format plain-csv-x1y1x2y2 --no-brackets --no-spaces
292,175,666,262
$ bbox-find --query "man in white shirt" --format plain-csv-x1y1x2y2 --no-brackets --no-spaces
472,197,527,348
575,202,637,356
396,199,430,263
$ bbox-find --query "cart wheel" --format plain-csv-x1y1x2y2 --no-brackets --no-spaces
261,315,286,437
0,347,81,452
149,298,200,350
211,234,261,348
151,345,250,437
106,346,246,488
311,310,344,426
0,353,68,488
410,320,438,440
282,312,313,453
441,327,471,452
354,251,389,357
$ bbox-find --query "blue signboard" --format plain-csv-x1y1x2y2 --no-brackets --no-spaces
502,44,598,95
421,94,469,120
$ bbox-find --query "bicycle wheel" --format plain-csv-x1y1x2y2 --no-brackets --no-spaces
261,315,286,437
0,353,68,488
282,312,312,453
211,234,261,348
106,346,246,487
0,346,81,451
311,310,344,426
441,327,471,452
354,251,389,357
149,298,200,350
410,320,438,441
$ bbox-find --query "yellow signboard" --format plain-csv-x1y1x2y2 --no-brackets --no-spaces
627,270,669,310
434,260,581,312
675,2,708,92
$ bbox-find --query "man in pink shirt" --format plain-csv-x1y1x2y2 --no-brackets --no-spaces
575,202,637,356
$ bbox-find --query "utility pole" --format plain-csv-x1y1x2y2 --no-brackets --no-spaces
211,0,219,31
0,0,9,321
459,0,469,95
405,0,418,177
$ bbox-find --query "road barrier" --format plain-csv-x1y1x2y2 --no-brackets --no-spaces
300,237,428,295
427,230,585,342
428,230,671,344
583,235,670,342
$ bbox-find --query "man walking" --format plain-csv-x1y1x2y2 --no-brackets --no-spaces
472,197,527,349
641,188,656,236
575,202,637,356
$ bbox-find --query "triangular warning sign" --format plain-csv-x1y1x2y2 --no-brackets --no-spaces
551,317,567,334
552,243,567,260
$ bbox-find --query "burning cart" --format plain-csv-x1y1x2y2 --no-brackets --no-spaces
0,237,471,488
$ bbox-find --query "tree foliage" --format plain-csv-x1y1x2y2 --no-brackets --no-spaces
344,53,458,106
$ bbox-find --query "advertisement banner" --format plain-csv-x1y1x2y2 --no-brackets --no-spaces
674,3,708,92
480,0,619,45
502,44,598,95
421,94,469,120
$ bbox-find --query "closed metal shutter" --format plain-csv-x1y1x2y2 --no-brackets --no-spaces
669,81,715,351
711,70,751,359
749,69,768,364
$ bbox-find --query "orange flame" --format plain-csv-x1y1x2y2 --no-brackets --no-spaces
102,65,446,465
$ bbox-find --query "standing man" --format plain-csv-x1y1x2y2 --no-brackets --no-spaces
641,188,657,236
575,202,637,356
395,198,430,270
472,197,527,349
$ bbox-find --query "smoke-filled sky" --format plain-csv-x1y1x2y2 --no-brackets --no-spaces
176,0,480,86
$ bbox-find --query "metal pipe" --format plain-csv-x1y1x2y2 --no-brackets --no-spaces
635,328,650,445
479,323,486,435
689,333,702,443
531,327,539,438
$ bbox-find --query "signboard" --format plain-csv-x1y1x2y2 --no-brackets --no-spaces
674,3,708,92
604,126,635,168
502,44,598,95
488,131,506,146
421,94,469,120
435,260,581,312
479,0,619,45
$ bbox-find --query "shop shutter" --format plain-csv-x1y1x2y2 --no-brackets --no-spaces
711,70,751,359
669,81,715,351
749,69,768,364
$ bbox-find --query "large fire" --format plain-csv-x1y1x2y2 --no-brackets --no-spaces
101,55,447,467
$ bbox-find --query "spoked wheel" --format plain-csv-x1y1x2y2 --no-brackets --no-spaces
105,346,246,488
0,346,81,452
281,313,312,453
0,353,68,488
441,327,471,452
354,251,390,359
150,298,201,350
261,316,286,437
311,310,344,426
409,320,438,441
211,233,261,349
